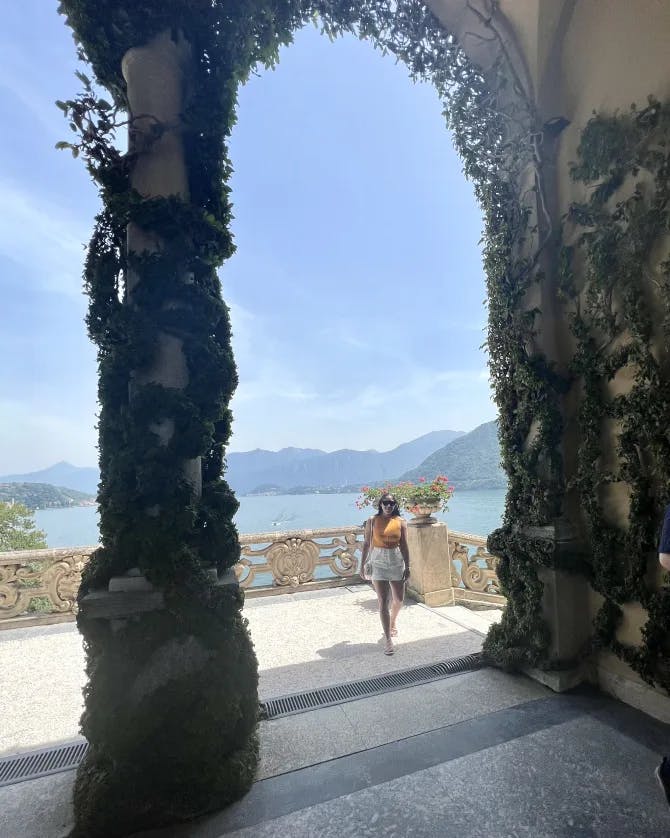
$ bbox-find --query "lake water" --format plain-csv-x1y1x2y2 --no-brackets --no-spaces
34,489,506,548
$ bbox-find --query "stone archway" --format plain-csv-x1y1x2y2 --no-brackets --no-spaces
56,1,670,834
56,3,565,835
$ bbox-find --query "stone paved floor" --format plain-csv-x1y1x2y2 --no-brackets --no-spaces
3,587,668,837
0,584,498,755
246,586,497,699
19,588,657,838
5,683,668,838
188,693,670,838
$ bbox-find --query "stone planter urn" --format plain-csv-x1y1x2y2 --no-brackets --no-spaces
404,500,441,526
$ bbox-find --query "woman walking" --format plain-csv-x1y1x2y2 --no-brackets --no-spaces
361,493,410,655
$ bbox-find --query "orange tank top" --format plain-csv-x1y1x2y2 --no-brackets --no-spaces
371,516,402,548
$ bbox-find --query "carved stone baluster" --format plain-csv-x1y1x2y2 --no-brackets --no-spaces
267,537,319,587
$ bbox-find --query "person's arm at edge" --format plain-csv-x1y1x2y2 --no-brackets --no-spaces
361,518,372,578
399,519,410,581
659,504,670,572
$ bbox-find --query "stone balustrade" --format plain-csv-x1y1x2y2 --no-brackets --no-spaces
449,530,504,605
237,527,363,593
0,547,89,629
0,524,503,629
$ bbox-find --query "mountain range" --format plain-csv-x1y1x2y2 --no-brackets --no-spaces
226,430,463,493
401,420,506,490
0,462,100,495
0,422,505,497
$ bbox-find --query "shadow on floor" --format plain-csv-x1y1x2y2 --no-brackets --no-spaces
257,629,483,698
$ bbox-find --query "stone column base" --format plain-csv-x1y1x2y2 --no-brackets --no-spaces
406,586,455,607
71,565,255,837
523,664,590,693
595,657,670,724
405,522,454,607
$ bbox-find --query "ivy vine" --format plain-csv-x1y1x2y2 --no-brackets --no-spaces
56,0,564,676
560,97,670,691
54,2,597,832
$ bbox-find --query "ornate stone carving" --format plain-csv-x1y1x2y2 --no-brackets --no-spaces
450,542,468,587
0,548,93,627
1,527,503,626
0,563,32,619
267,538,320,586
237,527,365,592
233,557,256,588
47,555,86,610
326,533,360,576
449,532,502,597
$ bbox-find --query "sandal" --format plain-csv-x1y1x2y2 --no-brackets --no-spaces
384,638,394,655
390,626,398,637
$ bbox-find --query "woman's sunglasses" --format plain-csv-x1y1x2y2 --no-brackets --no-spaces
381,500,395,506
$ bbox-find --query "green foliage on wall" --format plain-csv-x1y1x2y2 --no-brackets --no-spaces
560,98,670,691
58,0,562,673
56,0,573,696
55,3,580,829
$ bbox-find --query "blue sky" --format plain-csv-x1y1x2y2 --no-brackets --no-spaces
0,2,495,474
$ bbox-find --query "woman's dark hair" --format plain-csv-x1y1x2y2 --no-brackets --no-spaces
376,495,400,516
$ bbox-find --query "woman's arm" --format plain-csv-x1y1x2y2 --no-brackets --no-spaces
361,518,372,578
399,519,410,581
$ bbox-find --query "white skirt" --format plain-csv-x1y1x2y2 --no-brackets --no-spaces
369,546,404,582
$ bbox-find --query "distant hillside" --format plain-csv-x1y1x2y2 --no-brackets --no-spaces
0,483,95,510
2,429,467,499
235,430,464,494
226,447,325,493
0,462,99,495
401,421,506,491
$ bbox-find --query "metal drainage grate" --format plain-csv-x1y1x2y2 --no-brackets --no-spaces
0,739,88,788
262,652,484,719
0,655,484,785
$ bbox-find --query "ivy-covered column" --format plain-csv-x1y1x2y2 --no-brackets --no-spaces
433,0,593,683
60,22,259,838
559,100,670,697
123,31,199,488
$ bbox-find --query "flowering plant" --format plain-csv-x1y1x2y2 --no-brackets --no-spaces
355,476,454,514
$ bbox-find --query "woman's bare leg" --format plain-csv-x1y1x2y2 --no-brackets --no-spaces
372,580,391,639
389,580,405,636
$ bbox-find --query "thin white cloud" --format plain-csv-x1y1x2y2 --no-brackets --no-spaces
319,320,370,351
0,40,117,142
353,366,490,411
0,399,97,473
232,366,318,404
226,297,319,404
226,298,257,358
0,179,90,298
0,43,60,133
228,371,497,454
